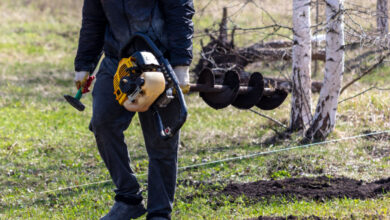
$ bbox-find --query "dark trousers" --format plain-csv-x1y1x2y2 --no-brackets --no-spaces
89,57,179,219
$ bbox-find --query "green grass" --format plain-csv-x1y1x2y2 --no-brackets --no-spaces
1,0,390,219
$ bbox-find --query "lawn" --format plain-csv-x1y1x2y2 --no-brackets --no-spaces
0,0,389,219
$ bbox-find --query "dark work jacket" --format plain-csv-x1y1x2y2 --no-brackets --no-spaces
74,0,195,72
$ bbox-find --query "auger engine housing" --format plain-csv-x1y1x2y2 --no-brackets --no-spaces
113,51,166,112
113,33,188,140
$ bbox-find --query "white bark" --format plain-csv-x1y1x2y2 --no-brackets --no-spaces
290,0,313,131
377,0,389,35
305,0,345,141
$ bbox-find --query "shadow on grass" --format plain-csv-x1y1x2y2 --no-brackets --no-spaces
0,181,114,212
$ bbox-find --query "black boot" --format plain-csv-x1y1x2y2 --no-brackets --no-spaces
100,201,146,220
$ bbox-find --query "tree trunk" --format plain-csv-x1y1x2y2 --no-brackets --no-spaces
305,0,345,141
290,0,313,132
377,0,389,35
313,0,320,77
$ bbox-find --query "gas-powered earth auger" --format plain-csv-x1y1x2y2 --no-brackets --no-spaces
65,34,289,139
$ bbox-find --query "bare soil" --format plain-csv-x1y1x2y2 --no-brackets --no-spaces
363,130,390,141
222,176,390,202
248,216,329,220
248,215,385,220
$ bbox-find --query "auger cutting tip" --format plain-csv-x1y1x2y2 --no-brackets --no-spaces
255,90,288,111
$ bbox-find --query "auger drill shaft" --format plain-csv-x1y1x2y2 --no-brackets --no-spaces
189,84,280,95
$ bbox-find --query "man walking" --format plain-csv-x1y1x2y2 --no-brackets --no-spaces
73,0,194,219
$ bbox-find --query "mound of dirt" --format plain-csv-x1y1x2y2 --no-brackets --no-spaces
248,215,384,220
222,176,390,201
249,216,327,220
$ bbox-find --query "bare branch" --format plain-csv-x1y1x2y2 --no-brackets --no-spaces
340,53,390,94
249,109,287,128
339,86,390,104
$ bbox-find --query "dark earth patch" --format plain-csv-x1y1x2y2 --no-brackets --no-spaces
248,216,330,220
222,176,390,201
362,130,390,141
247,215,385,220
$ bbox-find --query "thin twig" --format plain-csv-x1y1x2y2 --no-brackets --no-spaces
340,54,389,94
339,86,390,104
339,86,376,104
249,109,287,128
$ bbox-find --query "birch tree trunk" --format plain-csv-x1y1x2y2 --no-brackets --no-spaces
305,0,345,141
290,0,313,132
377,0,389,35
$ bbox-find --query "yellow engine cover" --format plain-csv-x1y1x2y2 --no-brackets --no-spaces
123,72,165,112
113,57,166,112
113,57,136,105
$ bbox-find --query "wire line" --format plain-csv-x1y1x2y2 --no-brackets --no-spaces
14,129,390,197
